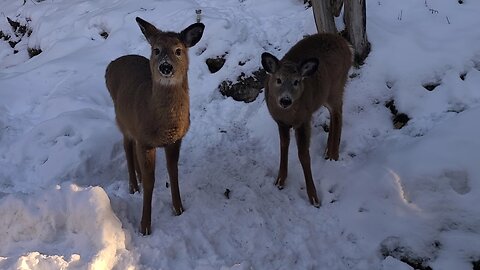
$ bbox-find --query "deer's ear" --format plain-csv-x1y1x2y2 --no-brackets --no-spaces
136,17,159,44
261,52,279,74
180,23,205,47
299,58,319,78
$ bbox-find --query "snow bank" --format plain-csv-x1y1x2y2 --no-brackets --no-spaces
0,184,132,269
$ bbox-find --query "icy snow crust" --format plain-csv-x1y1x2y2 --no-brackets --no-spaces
1,0,480,269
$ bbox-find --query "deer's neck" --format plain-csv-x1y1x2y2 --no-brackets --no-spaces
144,76,190,146
149,76,189,112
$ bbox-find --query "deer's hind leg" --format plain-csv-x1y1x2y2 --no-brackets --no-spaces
325,99,343,161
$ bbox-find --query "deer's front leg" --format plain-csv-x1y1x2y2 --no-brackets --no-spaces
123,137,139,194
295,123,321,207
275,123,290,189
137,144,156,235
165,140,184,216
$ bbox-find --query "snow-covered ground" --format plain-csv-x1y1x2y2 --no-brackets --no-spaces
1,0,480,269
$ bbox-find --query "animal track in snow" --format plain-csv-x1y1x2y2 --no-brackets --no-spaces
444,170,470,195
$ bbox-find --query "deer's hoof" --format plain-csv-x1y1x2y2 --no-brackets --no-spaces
275,182,284,190
140,222,151,236
324,147,339,161
274,176,286,190
173,205,184,216
309,195,321,208
325,155,338,161
324,153,339,161
129,185,140,194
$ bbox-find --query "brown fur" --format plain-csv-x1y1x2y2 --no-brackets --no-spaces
262,33,352,207
105,17,204,235
106,55,190,147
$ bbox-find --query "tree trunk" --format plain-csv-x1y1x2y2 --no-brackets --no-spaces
331,0,344,17
311,0,337,33
344,0,370,65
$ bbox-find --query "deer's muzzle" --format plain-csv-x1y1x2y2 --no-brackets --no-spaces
159,62,174,76
278,96,293,109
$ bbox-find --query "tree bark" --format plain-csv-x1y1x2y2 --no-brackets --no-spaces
331,0,344,17
344,0,370,65
311,0,337,33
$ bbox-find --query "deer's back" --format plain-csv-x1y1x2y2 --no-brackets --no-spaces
105,55,153,141
284,34,352,73
105,55,151,102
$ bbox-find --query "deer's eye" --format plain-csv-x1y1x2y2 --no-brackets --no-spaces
153,48,160,55
276,78,282,84
293,80,299,86
175,48,182,56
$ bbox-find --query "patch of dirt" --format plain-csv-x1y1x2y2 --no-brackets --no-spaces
7,17,32,38
219,68,266,103
380,236,437,270
385,100,410,129
1,17,40,58
100,31,109,39
27,47,42,58
423,82,441,91
473,260,480,270
206,54,227,73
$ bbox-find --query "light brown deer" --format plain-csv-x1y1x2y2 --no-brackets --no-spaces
105,17,204,235
261,33,352,207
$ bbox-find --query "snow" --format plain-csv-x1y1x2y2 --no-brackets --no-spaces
1,0,480,269
0,184,130,270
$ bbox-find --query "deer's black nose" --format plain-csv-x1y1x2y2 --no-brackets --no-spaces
159,62,173,76
279,97,292,108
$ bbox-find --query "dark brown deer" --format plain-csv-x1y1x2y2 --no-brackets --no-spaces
105,17,204,235
261,33,352,207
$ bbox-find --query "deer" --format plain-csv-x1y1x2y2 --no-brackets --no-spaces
105,17,204,235
261,33,352,207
